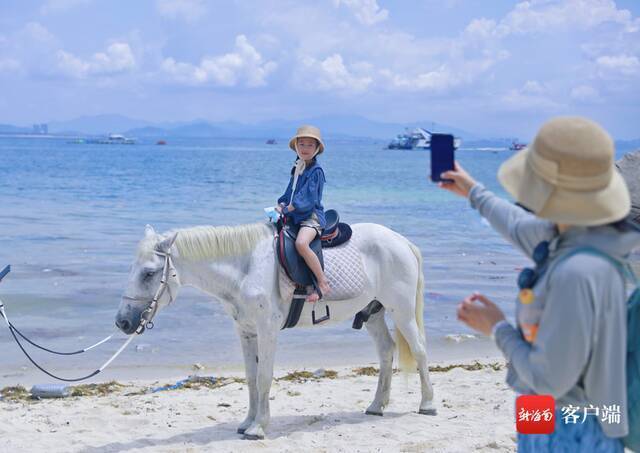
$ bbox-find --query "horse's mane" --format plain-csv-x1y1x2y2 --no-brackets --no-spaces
169,222,273,261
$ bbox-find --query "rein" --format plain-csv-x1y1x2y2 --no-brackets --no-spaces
0,235,180,382
0,282,134,382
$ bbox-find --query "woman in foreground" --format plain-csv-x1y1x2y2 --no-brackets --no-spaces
439,116,638,452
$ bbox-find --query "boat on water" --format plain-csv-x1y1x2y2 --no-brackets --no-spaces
156,140,167,145
86,134,137,145
387,134,414,149
509,141,527,151
387,128,461,150
266,139,277,145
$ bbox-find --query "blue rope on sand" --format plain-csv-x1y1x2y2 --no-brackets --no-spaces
151,375,217,393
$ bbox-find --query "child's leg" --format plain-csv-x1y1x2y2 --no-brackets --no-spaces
295,227,330,300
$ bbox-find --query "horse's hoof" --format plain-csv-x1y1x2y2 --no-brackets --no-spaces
418,408,437,416
365,410,383,416
243,433,264,440
237,427,246,434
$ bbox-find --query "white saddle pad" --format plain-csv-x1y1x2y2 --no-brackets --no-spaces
278,237,366,301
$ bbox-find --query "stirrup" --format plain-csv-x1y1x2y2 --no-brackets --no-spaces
311,281,329,324
312,302,330,325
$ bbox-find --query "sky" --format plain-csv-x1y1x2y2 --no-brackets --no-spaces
0,0,639,138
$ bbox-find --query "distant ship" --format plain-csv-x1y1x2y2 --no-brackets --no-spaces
266,139,277,145
86,134,137,145
387,128,461,150
509,141,527,151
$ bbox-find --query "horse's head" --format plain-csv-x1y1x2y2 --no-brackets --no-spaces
115,225,180,335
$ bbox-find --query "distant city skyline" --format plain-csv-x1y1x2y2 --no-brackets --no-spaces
1,0,639,138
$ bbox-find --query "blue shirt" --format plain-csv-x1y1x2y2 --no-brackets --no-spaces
277,159,326,229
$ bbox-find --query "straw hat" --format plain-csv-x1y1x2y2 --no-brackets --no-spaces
289,125,325,154
498,116,630,226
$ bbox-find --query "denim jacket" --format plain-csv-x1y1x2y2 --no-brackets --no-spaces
277,159,326,229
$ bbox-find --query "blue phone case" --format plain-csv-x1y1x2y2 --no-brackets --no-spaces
430,133,455,182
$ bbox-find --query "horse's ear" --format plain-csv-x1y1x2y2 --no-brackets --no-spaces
156,232,178,253
145,224,156,238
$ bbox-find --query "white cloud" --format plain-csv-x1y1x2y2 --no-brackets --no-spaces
457,0,639,106
161,35,276,87
379,51,508,93
3,22,62,75
380,66,453,92
1,23,137,80
596,54,640,76
262,1,513,95
463,18,498,40
571,84,600,102
297,53,373,93
57,42,136,78
464,0,638,39
20,22,58,45
500,81,564,112
500,91,563,112
40,0,91,14
504,0,633,33
333,0,388,25
0,58,21,73
161,58,207,84
156,0,206,22
522,80,546,95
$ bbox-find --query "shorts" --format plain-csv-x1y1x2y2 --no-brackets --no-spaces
300,212,322,236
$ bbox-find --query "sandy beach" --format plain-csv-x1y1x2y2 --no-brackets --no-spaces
1,358,517,453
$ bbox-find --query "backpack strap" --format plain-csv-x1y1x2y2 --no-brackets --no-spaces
549,246,639,289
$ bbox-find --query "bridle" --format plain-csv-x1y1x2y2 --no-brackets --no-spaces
0,234,182,382
122,237,180,334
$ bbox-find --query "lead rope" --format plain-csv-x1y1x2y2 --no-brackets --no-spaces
1,313,116,355
0,239,178,382
0,263,139,382
0,299,135,382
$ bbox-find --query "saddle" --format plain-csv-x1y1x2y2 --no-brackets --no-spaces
276,209,352,287
276,209,353,328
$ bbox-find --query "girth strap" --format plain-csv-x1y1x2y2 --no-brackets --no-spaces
281,287,307,329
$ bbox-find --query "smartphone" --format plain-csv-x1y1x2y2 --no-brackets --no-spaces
430,133,455,182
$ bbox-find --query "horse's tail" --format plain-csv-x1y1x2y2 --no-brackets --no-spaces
396,240,425,374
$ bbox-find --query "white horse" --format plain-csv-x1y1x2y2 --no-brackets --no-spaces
115,222,435,440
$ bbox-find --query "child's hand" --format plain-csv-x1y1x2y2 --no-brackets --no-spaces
275,205,283,214
286,204,295,212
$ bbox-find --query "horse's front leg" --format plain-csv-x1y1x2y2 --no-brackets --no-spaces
243,309,279,440
236,328,258,434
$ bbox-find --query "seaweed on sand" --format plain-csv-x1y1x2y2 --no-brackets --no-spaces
70,381,126,397
0,385,30,401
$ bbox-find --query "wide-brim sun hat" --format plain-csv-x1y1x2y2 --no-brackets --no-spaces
497,116,630,226
289,125,325,154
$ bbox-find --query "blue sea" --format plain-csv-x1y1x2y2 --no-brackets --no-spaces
0,136,635,385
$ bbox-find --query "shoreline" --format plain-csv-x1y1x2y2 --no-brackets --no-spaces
0,333,502,388
1,357,516,453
